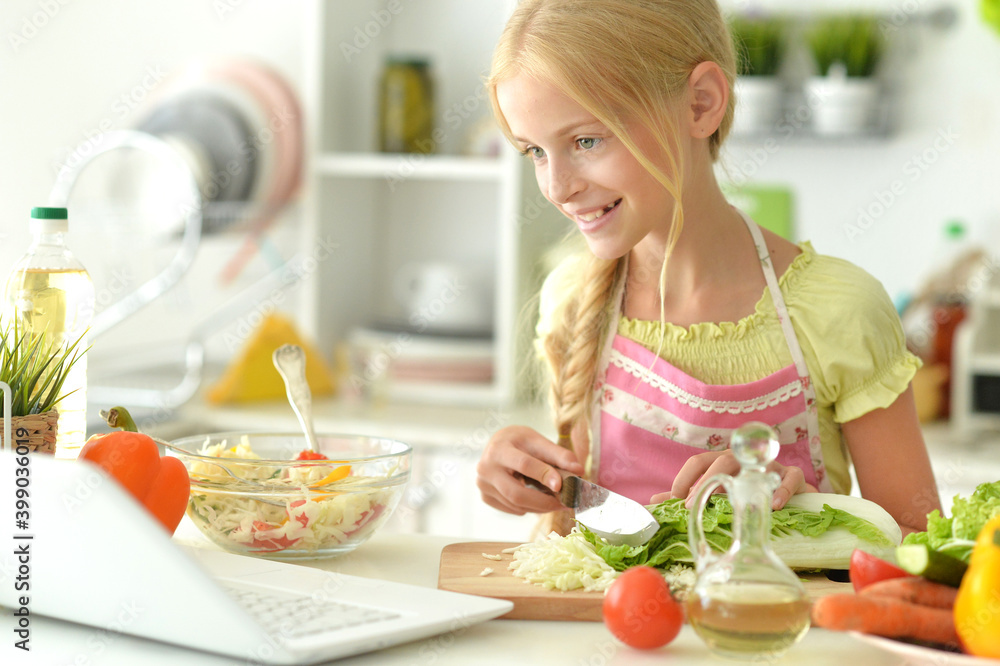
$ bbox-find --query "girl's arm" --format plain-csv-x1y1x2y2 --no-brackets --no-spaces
841,384,942,536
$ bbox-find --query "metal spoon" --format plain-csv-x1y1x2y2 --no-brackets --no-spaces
272,344,321,454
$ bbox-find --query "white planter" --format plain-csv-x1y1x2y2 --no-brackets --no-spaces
732,77,784,136
804,74,882,136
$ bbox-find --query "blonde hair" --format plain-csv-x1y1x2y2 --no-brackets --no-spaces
488,0,737,466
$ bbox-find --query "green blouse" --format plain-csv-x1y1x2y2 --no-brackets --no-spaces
537,242,921,494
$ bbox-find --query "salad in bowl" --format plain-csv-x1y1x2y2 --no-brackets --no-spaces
166,432,411,559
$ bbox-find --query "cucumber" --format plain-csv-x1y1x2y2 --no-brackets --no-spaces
895,543,968,587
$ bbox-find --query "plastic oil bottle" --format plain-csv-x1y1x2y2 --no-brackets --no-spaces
4,207,95,459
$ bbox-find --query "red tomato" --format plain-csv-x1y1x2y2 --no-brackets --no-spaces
603,566,683,650
295,449,328,461
849,549,913,593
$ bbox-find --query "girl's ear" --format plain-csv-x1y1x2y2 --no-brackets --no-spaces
686,61,729,138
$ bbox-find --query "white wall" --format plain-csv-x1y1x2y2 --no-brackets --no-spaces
0,0,306,241
0,0,309,378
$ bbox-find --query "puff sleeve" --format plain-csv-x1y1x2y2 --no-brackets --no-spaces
785,254,922,424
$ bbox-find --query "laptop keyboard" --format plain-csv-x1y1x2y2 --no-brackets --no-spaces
225,585,401,639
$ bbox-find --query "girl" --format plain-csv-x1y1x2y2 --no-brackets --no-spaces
476,0,941,537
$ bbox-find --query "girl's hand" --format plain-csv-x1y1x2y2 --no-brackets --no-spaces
477,425,585,515
649,450,817,510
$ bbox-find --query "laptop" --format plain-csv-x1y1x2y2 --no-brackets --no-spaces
0,450,512,664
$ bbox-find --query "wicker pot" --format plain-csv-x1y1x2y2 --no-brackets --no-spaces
0,410,58,454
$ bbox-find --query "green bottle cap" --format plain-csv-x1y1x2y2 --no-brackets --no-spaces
31,207,68,219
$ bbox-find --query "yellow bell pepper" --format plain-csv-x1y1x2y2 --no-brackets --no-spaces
308,464,351,488
954,514,1000,657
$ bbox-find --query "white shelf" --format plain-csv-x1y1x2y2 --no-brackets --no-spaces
978,289,1000,308
314,152,507,182
966,354,1000,375
301,0,564,408
718,0,957,24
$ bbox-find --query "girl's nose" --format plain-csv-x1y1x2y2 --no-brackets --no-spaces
545,162,583,204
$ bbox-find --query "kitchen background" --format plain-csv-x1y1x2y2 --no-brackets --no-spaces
1,0,999,539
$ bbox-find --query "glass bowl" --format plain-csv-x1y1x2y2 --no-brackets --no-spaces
165,432,411,560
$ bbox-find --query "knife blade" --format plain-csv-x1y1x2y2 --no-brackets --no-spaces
522,470,660,547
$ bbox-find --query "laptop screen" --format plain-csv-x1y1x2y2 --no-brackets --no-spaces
0,450,266,653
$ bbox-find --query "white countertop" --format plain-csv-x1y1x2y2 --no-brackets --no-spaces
46,398,983,664
920,421,1000,514
4,518,911,666
145,394,555,449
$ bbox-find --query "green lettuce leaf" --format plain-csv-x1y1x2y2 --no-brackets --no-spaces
821,506,893,546
580,494,893,572
953,483,1000,540
903,481,1000,562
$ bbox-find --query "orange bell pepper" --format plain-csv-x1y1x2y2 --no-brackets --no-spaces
954,514,1000,657
78,406,190,535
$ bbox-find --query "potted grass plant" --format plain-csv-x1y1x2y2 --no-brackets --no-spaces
805,15,886,136
730,14,789,136
0,318,85,454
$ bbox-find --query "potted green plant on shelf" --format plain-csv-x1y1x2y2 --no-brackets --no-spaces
730,14,789,136
805,15,886,136
0,318,85,454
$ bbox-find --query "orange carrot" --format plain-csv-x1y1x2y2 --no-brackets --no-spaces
811,593,960,647
859,576,958,610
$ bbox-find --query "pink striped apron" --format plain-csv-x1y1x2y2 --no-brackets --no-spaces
591,212,831,503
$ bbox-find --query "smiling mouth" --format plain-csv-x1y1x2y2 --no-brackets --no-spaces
576,199,621,223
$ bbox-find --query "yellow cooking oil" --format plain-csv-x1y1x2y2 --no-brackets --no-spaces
685,581,811,658
6,267,93,458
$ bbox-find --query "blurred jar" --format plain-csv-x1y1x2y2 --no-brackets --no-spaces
379,57,435,154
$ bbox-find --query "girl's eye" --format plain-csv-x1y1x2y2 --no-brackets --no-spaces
577,137,601,150
523,146,545,160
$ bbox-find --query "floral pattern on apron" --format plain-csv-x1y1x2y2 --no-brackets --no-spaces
590,211,830,504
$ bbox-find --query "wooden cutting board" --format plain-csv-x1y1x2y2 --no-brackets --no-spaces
437,541,853,622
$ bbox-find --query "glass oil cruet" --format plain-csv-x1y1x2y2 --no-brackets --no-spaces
685,422,811,660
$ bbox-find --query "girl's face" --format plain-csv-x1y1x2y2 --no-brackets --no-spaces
496,73,675,260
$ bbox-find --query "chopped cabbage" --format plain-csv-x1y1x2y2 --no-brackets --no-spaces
509,529,697,597
510,530,618,592
186,437,395,555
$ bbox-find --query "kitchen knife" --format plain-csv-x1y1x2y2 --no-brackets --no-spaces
523,470,660,547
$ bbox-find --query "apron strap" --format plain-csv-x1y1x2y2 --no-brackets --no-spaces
738,212,830,492
590,211,831,492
